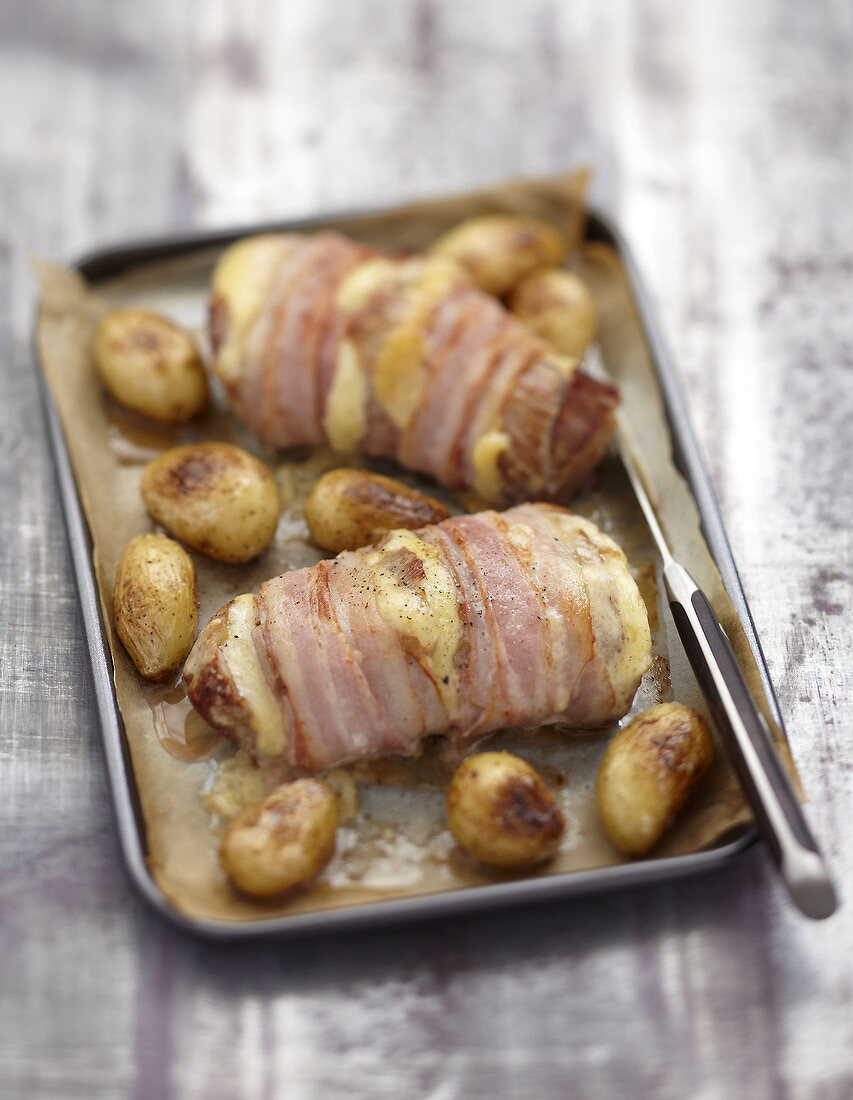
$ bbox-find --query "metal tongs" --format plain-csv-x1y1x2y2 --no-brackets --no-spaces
616,433,837,919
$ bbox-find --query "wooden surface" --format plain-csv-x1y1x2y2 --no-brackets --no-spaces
1,1,851,1097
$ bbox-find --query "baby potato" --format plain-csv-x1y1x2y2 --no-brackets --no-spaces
304,469,450,552
93,308,208,423
508,269,598,359
220,779,339,899
141,442,281,563
596,703,714,856
430,215,567,297
114,533,198,680
447,752,565,869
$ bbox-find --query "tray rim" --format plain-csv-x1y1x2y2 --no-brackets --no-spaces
34,198,767,941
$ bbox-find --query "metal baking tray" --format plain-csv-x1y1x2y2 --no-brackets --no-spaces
35,202,768,940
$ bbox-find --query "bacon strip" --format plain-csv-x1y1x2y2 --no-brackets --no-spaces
184,503,651,771
399,292,507,477
256,234,373,447
444,514,549,724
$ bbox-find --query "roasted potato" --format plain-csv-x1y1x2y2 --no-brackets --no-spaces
141,442,281,563
596,703,714,856
304,469,450,552
113,533,198,680
446,752,565,869
220,779,339,898
430,215,567,297
93,308,208,423
508,269,598,359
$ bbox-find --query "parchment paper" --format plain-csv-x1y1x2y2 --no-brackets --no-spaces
35,171,797,923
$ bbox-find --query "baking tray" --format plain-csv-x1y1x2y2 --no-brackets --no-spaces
35,202,767,940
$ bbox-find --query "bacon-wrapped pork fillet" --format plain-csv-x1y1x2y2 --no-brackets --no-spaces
209,233,617,506
184,504,651,771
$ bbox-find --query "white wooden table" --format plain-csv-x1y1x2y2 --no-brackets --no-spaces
2,1,851,1096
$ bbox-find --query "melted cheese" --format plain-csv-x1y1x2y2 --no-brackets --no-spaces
367,530,463,697
320,767,359,823
546,512,651,710
372,258,463,431
471,429,509,503
372,326,428,430
323,339,367,452
202,751,268,818
211,234,296,383
221,595,286,756
335,258,401,315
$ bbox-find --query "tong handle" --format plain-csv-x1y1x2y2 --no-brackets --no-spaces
664,561,837,919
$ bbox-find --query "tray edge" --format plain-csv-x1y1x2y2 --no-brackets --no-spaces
33,200,765,940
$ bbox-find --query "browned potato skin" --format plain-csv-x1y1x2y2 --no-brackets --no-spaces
220,779,339,899
141,442,281,563
596,703,714,856
93,308,208,423
430,215,567,297
304,469,450,552
446,752,565,869
114,533,198,680
508,268,598,359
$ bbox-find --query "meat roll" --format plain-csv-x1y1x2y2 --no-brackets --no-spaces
184,503,651,771
208,233,618,506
